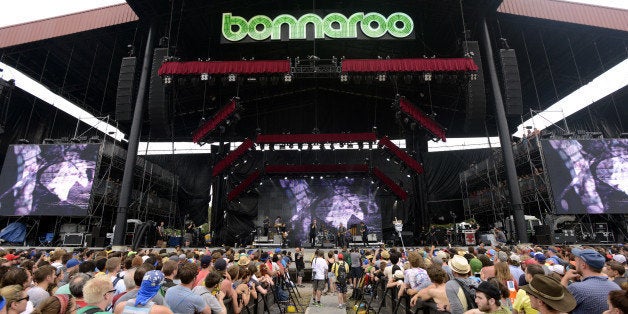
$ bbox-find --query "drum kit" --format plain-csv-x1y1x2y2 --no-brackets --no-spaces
315,228,337,246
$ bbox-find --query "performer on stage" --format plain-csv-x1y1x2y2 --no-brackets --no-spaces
262,216,270,236
337,223,347,248
185,220,196,246
360,221,368,247
274,216,284,234
309,219,318,248
156,221,166,247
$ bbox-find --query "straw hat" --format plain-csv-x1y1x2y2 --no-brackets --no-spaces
448,255,470,274
521,275,576,313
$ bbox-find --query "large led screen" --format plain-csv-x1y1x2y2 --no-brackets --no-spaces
0,144,100,216
542,139,628,214
257,177,381,245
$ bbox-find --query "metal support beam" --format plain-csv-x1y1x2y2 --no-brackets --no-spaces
480,18,528,243
113,23,156,249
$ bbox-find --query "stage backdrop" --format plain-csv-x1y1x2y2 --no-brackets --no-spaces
0,144,99,216
541,139,627,214
257,176,382,245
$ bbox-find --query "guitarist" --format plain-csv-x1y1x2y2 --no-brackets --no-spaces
360,222,368,247
281,230,289,248
337,223,347,248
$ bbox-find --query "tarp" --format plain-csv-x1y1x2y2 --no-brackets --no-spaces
0,222,26,243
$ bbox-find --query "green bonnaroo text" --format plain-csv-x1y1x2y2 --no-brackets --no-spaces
222,12,414,42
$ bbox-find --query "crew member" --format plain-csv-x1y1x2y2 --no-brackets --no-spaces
360,222,368,247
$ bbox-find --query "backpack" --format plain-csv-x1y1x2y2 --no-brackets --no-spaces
335,261,347,284
454,278,477,310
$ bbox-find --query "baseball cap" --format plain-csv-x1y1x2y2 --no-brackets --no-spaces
613,254,627,264
534,253,546,263
4,254,19,261
200,255,212,267
66,258,81,268
275,248,282,253
338,253,344,260
572,248,605,269
214,258,227,271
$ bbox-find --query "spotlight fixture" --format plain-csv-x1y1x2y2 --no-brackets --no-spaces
423,72,432,81
589,131,603,138
228,74,237,82
43,138,55,144
284,73,292,82
279,144,286,150
339,143,345,148
89,136,101,143
377,73,386,82
201,73,209,81
348,143,354,149
620,133,628,138
563,132,574,138
70,138,81,143
163,76,172,84
340,73,348,82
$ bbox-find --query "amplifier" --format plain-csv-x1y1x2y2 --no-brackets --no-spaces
353,236,363,242
257,236,268,242
63,233,84,246
367,234,377,241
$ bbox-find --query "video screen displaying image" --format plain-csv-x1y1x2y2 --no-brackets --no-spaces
541,139,628,214
0,144,100,216
258,177,381,245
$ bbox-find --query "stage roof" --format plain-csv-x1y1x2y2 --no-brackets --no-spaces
0,0,626,145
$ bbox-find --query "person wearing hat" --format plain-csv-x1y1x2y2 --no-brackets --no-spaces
520,275,576,314
475,281,510,313
114,270,172,314
331,253,349,309
445,255,479,313
562,248,620,314
195,255,213,287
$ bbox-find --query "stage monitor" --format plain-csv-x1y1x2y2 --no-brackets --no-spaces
0,144,100,216
541,139,627,214
258,177,382,244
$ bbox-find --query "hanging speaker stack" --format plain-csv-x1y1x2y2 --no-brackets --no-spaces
149,48,171,138
115,57,137,123
464,41,486,133
499,49,523,116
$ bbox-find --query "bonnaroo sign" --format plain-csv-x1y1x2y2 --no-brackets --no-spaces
221,12,415,43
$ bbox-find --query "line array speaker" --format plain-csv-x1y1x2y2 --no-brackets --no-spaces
464,41,486,133
499,49,523,116
115,57,137,123
149,48,171,138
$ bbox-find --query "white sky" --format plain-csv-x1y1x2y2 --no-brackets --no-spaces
0,0,625,28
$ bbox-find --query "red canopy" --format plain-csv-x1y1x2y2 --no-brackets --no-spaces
341,58,477,72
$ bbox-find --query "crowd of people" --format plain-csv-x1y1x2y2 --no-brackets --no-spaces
0,242,627,314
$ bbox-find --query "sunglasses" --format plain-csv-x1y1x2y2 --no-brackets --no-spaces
104,289,117,297
17,295,29,302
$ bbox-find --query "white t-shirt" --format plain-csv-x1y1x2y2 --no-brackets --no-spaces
311,257,328,280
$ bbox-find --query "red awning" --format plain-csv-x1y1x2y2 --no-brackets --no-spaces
158,60,291,76
341,58,478,73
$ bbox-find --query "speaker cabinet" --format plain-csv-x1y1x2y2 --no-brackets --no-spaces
115,57,137,123
535,234,552,245
63,233,84,246
149,48,171,138
533,225,551,236
464,41,486,133
353,235,363,242
84,234,93,247
499,49,522,116
94,237,107,247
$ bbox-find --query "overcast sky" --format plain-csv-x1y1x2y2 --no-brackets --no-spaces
0,0,626,28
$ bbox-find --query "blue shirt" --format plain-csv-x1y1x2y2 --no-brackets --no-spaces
567,276,620,314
